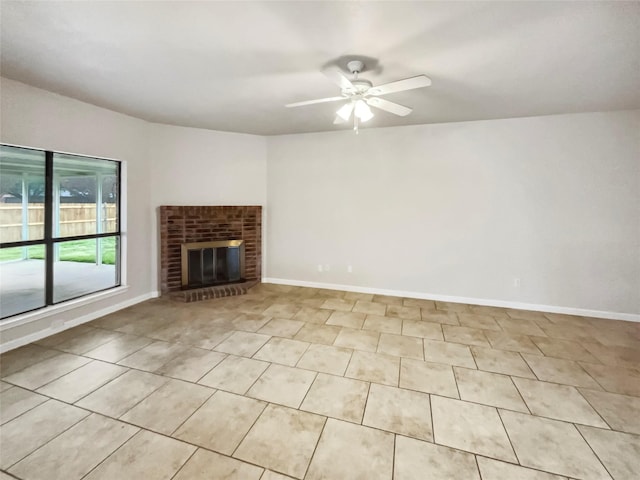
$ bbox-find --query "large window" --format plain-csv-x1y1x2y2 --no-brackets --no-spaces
0,145,121,319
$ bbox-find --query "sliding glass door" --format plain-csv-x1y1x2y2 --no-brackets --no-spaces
0,145,121,319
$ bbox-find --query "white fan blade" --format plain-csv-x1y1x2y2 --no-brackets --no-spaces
368,75,431,96
286,96,345,108
322,66,355,91
333,115,348,125
366,97,413,116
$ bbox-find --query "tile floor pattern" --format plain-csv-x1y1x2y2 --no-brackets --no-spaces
1,284,639,480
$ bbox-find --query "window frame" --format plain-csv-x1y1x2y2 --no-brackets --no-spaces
0,143,124,320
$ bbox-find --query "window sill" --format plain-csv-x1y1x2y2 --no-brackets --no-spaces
0,285,130,331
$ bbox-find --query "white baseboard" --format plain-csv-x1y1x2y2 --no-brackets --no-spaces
0,291,157,353
4,279,635,354
262,277,640,323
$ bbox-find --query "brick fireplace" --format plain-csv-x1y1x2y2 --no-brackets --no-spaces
159,205,261,301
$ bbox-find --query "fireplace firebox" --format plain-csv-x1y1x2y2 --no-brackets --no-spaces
181,240,245,288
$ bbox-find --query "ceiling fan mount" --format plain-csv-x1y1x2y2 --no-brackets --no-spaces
341,61,372,95
286,59,432,132
346,60,365,75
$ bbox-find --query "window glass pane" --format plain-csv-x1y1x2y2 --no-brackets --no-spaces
53,154,119,238
101,174,118,233
0,245,46,318
0,145,46,242
53,237,119,303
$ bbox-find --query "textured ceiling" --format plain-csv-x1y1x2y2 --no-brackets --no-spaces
1,1,639,135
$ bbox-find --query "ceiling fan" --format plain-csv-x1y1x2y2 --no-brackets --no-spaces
286,60,431,133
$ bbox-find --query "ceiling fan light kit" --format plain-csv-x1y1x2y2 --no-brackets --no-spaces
286,59,432,133
354,100,374,122
336,102,354,121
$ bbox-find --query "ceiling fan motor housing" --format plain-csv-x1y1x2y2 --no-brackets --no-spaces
344,79,372,96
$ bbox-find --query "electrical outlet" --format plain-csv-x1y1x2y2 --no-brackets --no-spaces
324,264,330,272
347,265,353,273
317,264,323,272
513,277,521,288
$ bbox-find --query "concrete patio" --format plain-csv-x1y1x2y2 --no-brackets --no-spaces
0,259,117,318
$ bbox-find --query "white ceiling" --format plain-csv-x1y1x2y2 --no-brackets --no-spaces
1,1,639,135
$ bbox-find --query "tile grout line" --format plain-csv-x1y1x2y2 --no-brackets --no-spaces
0,351,58,380
115,339,185,370
167,447,199,480
0,469,20,479
473,452,580,479
100,372,171,421
495,408,522,467
241,359,276,399
3,402,92,472
83,335,156,364
359,381,373,426
0,388,48,427
469,346,480,370
574,388,614,431
168,387,217,437
342,347,356,378
506,375,533,415
517,352,541,381
68,365,131,405
576,360,610,393
391,433,397,480
78,428,146,480
395,348,401,387
573,422,615,480
299,415,328,480
341,346,358,384
60,331,127,357
192,353,229,385
451,370,544,416
474,454,483,479
451,364,462,400
3,352,93,391
428,392,435,444
229,400,270,459
295,370,319,411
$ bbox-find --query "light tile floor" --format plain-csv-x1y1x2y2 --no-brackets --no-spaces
1,283,639,479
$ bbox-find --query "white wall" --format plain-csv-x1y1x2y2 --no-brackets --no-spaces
266,111,640,317
1,75,637,350
0,77,153,346
0,78,268,350
148,124,266,206
147,123,267,290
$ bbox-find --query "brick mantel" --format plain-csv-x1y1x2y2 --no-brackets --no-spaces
159,205,262,295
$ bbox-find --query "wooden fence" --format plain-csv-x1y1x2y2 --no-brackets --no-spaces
0,204,117,243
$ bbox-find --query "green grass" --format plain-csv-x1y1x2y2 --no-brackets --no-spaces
0,237,117,264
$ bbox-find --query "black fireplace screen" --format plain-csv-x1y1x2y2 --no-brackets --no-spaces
181,240,245,288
